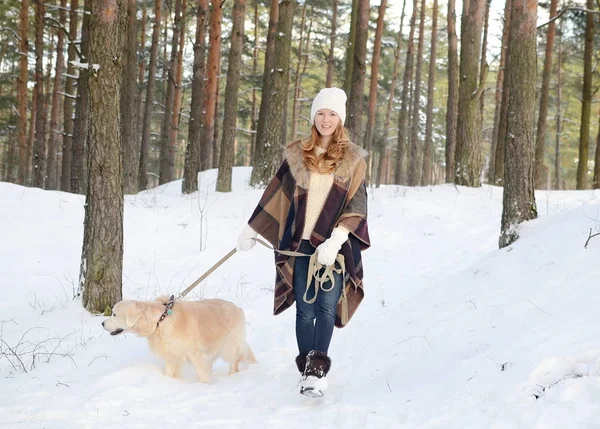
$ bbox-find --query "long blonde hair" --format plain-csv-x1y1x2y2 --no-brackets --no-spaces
301,122,350,174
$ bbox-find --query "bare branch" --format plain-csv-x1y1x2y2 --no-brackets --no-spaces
584,228,600,249
538,7,600,29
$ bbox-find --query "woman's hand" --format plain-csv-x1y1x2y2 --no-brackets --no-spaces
316,227,348,266
236,225,258,251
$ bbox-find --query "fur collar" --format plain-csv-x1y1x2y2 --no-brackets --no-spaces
283,140,367,189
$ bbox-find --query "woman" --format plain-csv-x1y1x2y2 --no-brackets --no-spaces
236,87,370,397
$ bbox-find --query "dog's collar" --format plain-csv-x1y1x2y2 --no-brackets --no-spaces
157,295,175,327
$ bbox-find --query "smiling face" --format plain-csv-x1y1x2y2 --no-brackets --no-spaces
314,109,341,139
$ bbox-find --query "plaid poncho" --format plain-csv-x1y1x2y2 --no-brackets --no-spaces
248,140,370,327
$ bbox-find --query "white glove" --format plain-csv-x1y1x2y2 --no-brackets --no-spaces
316,227,349,266
236,225,258,251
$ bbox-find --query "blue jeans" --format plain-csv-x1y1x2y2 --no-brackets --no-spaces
294,240,343,356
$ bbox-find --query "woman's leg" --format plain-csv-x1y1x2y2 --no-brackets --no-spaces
313,268,343,354
293,241,317,356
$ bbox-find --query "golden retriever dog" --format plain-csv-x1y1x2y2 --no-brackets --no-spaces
102,296,256,383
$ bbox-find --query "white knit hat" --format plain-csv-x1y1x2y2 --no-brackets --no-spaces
310,87,347,125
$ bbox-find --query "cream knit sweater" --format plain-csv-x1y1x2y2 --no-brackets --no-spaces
302,146,339,240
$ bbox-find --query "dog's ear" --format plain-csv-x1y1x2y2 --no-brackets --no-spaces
123,302,142,327
125,302,157,336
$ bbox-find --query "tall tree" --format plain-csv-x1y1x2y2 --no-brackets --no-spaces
408,0,425,186
445,0,458,183
182,0,208,194
499,0,538,248
47,0,68,190
201,0,222,170
290,2,310,141
395,0,417,185
325,0,338,88
593,114,600,189
554,20,563,190
364,0,386,182
17,0,30,185
71,0,91,194
455,0,486,187
534,0,558,189
488,0,510,184
80,0,126,312
377,0,406,187
158,0,182,184
216,0,246,192
250,0,294,186
138,0,162,190
61,0,79,192
32,0,46,188
343,0,359,96
575,0,594,190
121,0,139,194
346,0,369,144
422,0,438,186
493,3,512,186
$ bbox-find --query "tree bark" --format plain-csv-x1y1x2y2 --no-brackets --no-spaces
455,0,485,187
182,0,208,194
346,0,369,144
47,0,68,190
215,0,245,192
158,0,182,184
408,0,425,186
71,0,91,194
33,0,47,189
395,0,417,185
250,0,294,186
593,113,600,189
291,3,308,142
364,0,386,183
325,0,338,88
487,0,510,185
554,23,562,190
201,0,222,171
121,0,139,194
81,0,126,313
343,0,359,97
575,0,594,190
17,0,30,185
422,0,438,186
499,0,538,249
138,0,162,191
533,0,558,189
445,0,458,183
493,3,511,186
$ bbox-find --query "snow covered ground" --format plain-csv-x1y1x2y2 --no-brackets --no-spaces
1,168,600,428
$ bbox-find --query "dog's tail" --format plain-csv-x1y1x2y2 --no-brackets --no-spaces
243,343,257,364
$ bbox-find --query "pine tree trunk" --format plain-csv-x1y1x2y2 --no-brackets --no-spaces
575,0,594,190
395,0,417,185
290,3,308,142
138,0,162,191
455,0,485,187
250,1,259,162
60,0,79,192
445,0,458,183
364,0,386,183
377,0,405,187
499,0,538,249
47,0,67,190
554,24,562,190
487,0,509,185
533,0,558,189
593,114,600,189
182,0,208,194
201,0,222,171
71,0,91,194
17,0,30,185
121,0,139,194
325,0,338,88
81,0,126,313
493,3,511,186
408,0,425,186
32,0,46,189
158,0,182,184
343,0,359,97
421,0,438,186
479,0,490,121
346,0,369,144
250,0,294,186
215,0,245,192
136,6,147,147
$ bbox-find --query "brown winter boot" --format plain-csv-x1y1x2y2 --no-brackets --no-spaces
295,353,307,374
300,350,331,398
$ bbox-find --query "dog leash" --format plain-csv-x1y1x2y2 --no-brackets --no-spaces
175,238,349,324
